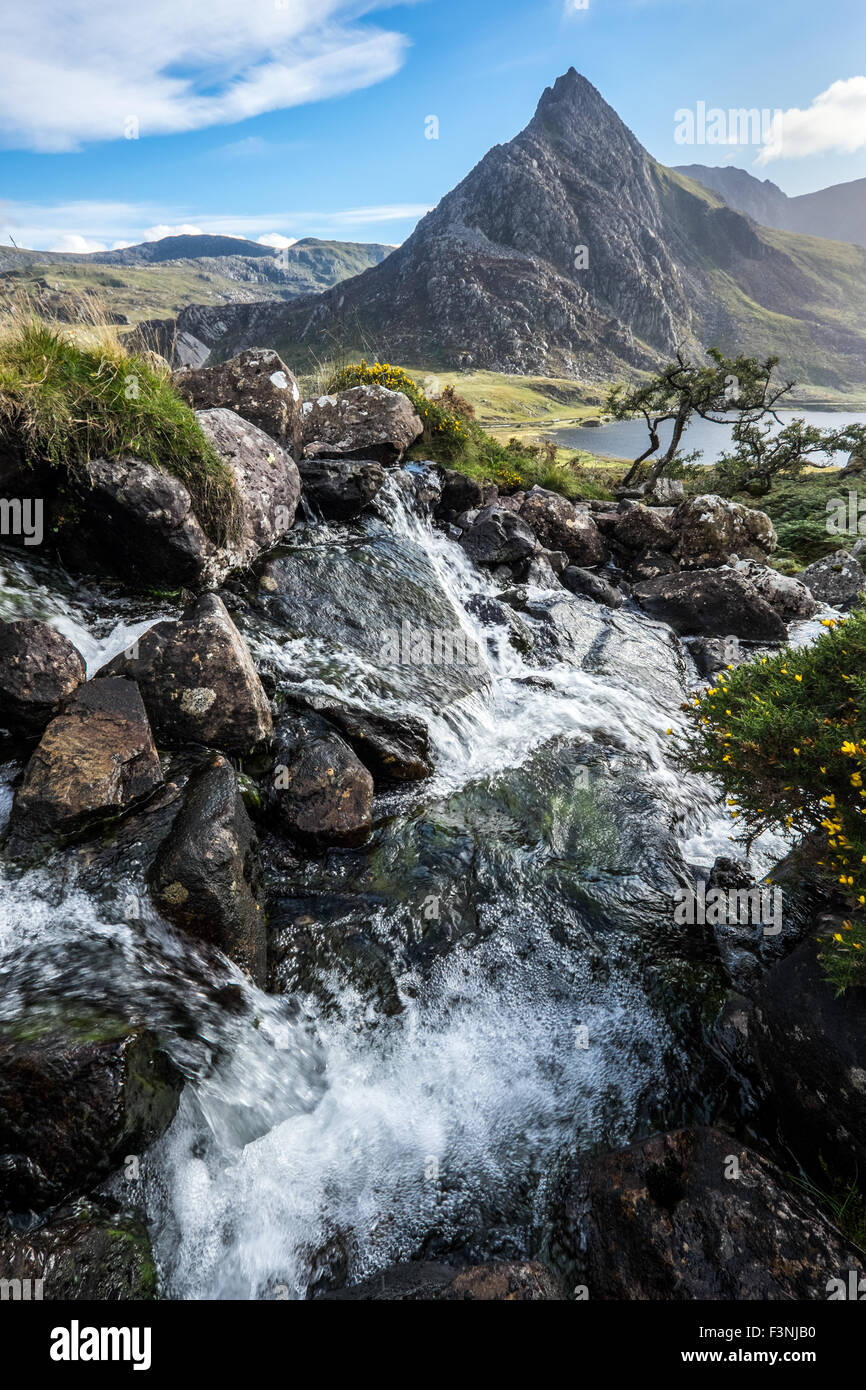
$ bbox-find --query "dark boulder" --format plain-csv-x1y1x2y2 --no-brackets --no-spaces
633,568,787,640
298,457,386,519
285,695,432,782
561,566,623,608
549,1125,864,1300
271,713,374,847
435,469,484,522
799,550,865,610
458,505,537,567
100,594,272,756
0,619,85,737
0,1200,158,1299
149,755,267,985
0,1017,180,1210
7,678,163,850
302,385,422,465
175,348,303,458
519,487,607,566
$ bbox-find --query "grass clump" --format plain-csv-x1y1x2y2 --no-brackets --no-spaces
0,308,240,545
673,608,866,991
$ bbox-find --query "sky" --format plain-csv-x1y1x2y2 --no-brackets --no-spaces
1,0,865,253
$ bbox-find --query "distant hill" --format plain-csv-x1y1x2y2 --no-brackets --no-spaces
675,165,866,247
0,235,393,329
155,70,866,397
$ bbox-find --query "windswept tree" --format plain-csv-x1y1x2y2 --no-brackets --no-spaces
716,418,866,495
607,348,793,490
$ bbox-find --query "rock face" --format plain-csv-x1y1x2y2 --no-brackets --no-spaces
149,755,266,984
519,488,607,567
271,713,374,847
0,1201,158,1299
458,505,537,566
175,348,303,458
633,568,787,640
731,558,817,621
0,1018,180,1209
7,678,163,849
302,385,422,465
550,1126,863,1300
100,595,272,755
195,407,301,573
672,494,777,568
800,550,865,610
298,458,386,519
0,619,85,737
747,940,866,1181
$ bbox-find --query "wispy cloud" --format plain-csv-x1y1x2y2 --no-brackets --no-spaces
0,199,433,251
0,1,410,152
756,76,866,165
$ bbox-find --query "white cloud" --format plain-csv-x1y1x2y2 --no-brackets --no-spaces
0,1,410,152
756,76,866,165
142,224,205,241
48,233,108,252
257,233,298,249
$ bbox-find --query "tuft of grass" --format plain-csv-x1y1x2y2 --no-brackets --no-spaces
0,302,240,545
789,1165,866,1250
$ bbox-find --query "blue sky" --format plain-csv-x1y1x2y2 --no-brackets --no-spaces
2,0,865,252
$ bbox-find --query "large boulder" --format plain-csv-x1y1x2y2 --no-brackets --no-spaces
799,550,865,610
549,1126,864,1300
0,1016,180,1210
435,469,484,523
610,501,676,556
561,566,623,609
0,619,85,737
270,713,374,848
6,678,163,850
298,458,386,520
286,695,432,783
149,755,266,984
302,385,422,465
100,594,272,756
0,1200,158,1299
175,349,303,458
458,505,537,567
195,408,301,575
519,487,608,567
672,494,777,568
633,568,787,640
731,558,817,622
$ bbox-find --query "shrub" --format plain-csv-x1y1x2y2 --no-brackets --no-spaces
0,310,240,545
673,608,866,991
324,360,469,458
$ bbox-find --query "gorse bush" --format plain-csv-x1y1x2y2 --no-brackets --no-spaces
674,608,866,991
324,360,602,498
0,310,240,545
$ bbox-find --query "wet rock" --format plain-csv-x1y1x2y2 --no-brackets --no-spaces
518,552,562,587
322,1260,562,1300
100,594,272,755
747,939,866,1182
519,486,607,566
633,568,787,640
271,713,374,847
302,385,422,465
672,494,777,568
435,469,484,522
465,594,534,655
0,1016,180,1210
561,566,623,608
149,754,266,984
7,678,163,850
175,348,303,457
799,550,865,610
458,505,537,566
549,1125,863,1299
731,558,817,621
0,1200,158,1299
195,407,301,575
285,694,432,782
0,619,85,737
298,457,386,519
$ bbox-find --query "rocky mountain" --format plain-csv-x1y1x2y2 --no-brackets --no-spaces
158,70,866,394
676,165,866,247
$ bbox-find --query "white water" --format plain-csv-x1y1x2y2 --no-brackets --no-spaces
0,474,800,1298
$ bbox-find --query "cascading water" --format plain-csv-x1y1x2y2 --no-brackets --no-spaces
0,469,806,1298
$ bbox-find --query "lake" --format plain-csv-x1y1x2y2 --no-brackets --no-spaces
552,409,866,466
